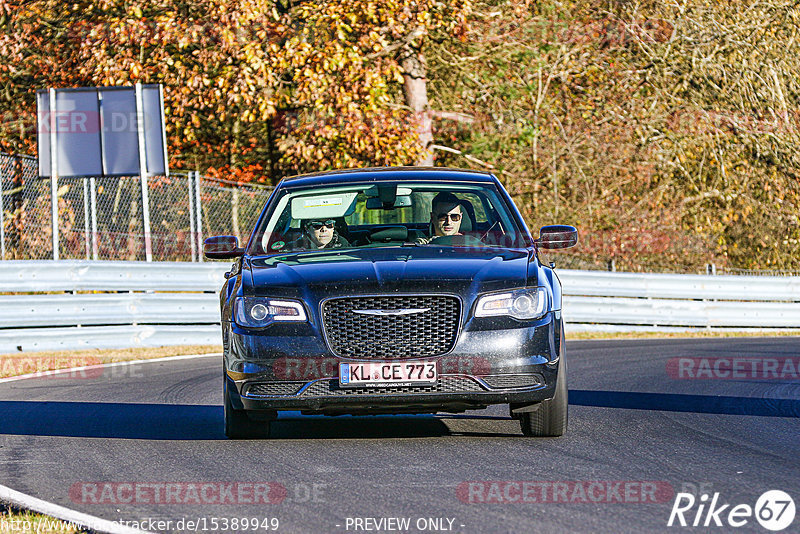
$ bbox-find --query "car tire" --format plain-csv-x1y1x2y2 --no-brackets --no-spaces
224,375,271,439
520,358,568,437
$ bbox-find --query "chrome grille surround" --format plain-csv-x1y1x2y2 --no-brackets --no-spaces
321,294,462,359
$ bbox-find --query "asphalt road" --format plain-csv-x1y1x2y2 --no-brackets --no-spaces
0,337,798,534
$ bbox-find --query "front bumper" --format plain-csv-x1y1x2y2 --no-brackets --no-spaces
224,311,564,415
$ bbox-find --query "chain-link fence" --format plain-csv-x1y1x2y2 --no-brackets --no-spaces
3,152,797,274
0,153,272,261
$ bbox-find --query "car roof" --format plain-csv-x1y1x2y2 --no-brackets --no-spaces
278,167,497,188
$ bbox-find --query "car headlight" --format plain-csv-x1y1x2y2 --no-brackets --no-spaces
474,288,549,320
233,296,307,328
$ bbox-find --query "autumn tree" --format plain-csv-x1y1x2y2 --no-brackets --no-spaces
274,0,471,170
0,0,470,178
2,0,799,269
426,0,800,271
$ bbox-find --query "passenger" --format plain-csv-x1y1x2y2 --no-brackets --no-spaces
417,192,465,244
294,219,349,250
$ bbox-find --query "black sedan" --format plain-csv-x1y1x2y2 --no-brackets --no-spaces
204,167,577,438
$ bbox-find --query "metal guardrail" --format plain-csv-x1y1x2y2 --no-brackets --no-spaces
0,293,219,328
0,260,229,352
564,297,800,328
0,325,220,353
1,261,798,353
557,270,800,301
0,260,229,292
557,269,800,331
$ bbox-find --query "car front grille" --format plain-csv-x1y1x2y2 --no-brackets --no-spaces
300,376,484,397
242,375,544,400
322,295,461,359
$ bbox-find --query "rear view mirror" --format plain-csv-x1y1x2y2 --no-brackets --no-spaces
366,195,412,210
536,225,578,249
204,235,244,259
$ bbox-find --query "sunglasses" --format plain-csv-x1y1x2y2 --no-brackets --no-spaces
436,213,462,223
308,220,336,230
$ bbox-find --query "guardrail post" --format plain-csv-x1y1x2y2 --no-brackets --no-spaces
607,258,615,272
706,263,716,275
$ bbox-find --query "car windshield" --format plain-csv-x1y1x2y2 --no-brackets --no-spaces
247,181,527,254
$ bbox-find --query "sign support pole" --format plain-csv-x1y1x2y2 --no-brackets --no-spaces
90,177,98,260
49,88,59,261
83,178,90,259
135,83,153,262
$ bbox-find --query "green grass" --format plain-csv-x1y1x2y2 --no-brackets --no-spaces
0,507,86,533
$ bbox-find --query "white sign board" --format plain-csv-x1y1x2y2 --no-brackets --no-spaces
37,84,169,178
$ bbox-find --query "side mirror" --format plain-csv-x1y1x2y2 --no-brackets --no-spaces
204,235,244,259
536,225,578,250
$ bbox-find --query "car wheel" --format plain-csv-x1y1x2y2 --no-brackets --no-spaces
224,375,270,439
520,359,568,437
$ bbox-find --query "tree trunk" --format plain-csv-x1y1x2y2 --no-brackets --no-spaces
400,47,433,166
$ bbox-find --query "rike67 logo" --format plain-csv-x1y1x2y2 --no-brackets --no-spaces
668,490,795,531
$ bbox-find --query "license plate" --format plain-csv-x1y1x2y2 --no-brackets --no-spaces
339,361,437,387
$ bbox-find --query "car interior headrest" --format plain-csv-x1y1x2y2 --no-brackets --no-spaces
459,202,474,232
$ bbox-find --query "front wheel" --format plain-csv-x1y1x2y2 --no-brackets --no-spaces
224,375,271,439
520,359,568,437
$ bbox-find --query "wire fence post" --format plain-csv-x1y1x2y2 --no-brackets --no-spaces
188,172,197,262
135,83,153,262
232,187,240,242
49,88,60,261
193,171,204,262
89,177,98,260
82,177,90,259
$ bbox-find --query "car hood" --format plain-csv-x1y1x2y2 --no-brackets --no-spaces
245,247,533,299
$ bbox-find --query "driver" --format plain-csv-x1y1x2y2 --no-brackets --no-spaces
416,192,464,244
